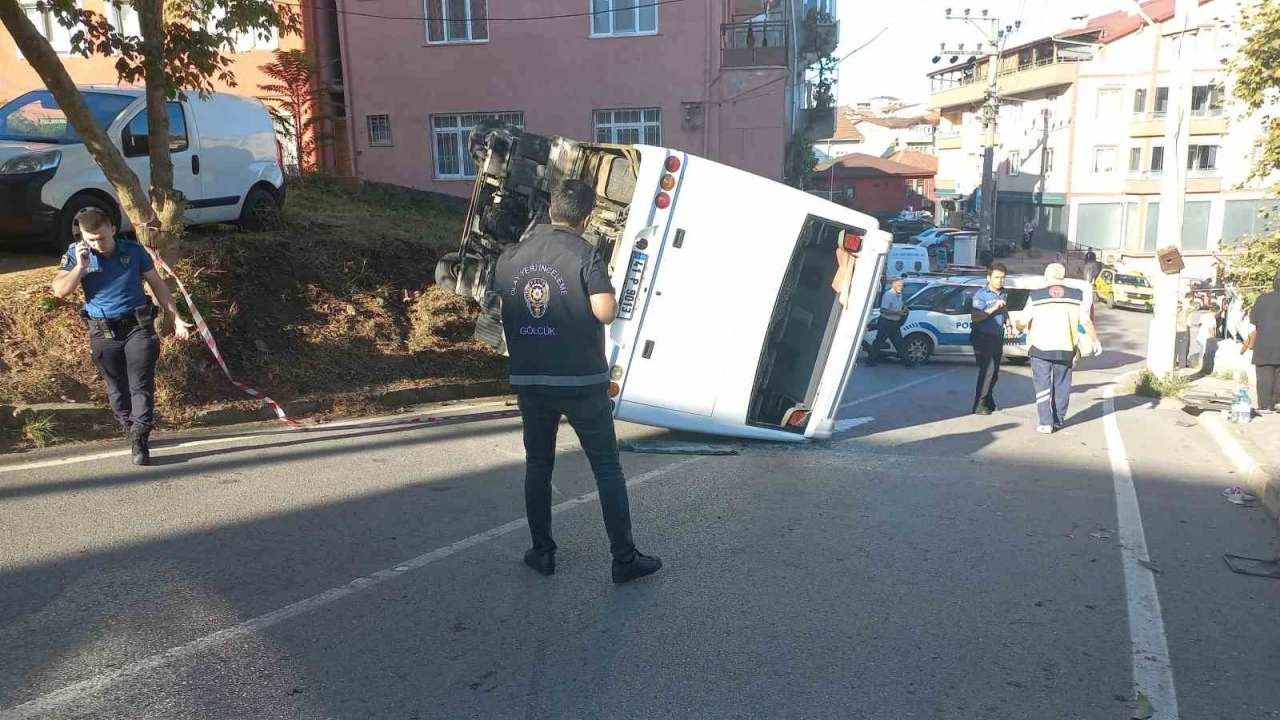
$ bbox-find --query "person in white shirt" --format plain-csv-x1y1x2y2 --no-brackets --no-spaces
866,276,913,367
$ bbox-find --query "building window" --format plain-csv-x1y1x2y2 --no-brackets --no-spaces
1153,87,1169,116
19,1,74,54
1092,146,1117,174
432,111,523,178
1150,146,1164,174
1222,199,1280,246
1133,88,1147,115
196,5,278,51
908,179,926,194
1190,84,1224,117
591,0,658,37
110,0,140,36
1007,151,1020,176
366,114,392,146
426,0,489,44
1044,148,1055,174
1186,144,1218,173
593,108,661,145
1097,87,1122,118
1128,147,1142,174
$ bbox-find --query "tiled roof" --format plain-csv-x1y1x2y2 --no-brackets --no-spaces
814,153,935,177
857,115,939,129
829,107,866,142
888,150,939,173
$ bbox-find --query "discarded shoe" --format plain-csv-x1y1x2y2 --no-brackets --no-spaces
1223,487,1257,505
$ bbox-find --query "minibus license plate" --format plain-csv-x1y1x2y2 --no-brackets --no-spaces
618,250,647,320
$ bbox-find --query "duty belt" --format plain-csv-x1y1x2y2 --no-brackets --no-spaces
83,304,158,340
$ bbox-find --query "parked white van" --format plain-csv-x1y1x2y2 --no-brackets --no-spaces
0,87,285,247
442,121,892,442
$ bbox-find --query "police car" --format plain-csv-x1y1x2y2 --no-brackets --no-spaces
863,274,1043,365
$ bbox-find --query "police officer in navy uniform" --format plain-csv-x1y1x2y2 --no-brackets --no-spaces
51,209,193,465
495,179,662,584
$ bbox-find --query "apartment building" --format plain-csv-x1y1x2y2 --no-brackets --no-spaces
335,0,838,196
0,1,349,175
929,0,1275,261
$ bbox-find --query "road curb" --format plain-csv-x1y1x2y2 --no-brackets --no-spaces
1,379,512,433
1201,414,1280,531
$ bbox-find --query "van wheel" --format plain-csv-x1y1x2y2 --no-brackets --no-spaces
58,194,117,249
435,252,462,292
238,186,281,232
904,333,934,365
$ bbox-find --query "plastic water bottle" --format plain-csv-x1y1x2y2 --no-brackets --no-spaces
1232,386,1252,424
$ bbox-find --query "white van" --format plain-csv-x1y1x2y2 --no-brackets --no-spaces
0,87,285,247
886,244,930,277
442,121,891,442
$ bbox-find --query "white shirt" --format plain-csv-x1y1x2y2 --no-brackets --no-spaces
880,289,905,320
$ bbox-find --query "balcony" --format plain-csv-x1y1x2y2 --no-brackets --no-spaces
929,56,1080,111
1130,109,1229,137
721,21,788,69
936,132,962,150
796,106,836,141
798,11,838,64
1125,169,1221,195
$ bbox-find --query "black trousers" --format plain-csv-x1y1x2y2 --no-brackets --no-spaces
869,318,909,365
1174,330,1190,369
517,388,636,562
1257,365,1280,411
89,323,160,436
972,333,1004,411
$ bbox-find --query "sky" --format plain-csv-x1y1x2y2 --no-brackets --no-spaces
834,0,1129,106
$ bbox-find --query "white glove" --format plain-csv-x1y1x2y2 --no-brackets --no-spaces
1091,339,1103,357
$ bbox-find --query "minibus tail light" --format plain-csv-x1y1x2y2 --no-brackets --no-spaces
655,192,671,209
608,382,621,398
660,174,676,191
665,156,681,173
841,230,863,254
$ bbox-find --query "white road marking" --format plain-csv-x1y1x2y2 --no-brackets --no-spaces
1200,413,1259,479
833,416,875,433
839,366,963,409
0,456,702,719
0,402,514,475
1101,385,1180,720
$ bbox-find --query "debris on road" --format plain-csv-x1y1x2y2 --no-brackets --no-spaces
1222,487,1258,506
1223,554,1280,579
1137,558,1162,575
1131,691,1155,719
1090,532,1111,540
620,441,739,456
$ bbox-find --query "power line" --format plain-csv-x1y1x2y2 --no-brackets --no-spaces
722,22,895,105
272,0,686,23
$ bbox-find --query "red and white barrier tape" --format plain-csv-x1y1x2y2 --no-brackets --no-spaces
153,255,516,432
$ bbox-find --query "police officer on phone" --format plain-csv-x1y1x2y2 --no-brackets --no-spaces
51,209,193,465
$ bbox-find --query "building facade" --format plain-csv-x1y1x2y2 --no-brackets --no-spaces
335,0,837,196
0,1,348,175
813,153,935,220
929,0,1275,260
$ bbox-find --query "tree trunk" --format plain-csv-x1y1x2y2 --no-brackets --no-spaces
0,0,156,245
137,0,184,262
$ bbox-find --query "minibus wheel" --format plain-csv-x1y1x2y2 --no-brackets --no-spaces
435,252,462,292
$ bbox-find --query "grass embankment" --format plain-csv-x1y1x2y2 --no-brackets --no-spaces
0,179,504,448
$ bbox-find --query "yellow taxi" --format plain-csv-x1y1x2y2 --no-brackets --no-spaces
1094,266,1154,311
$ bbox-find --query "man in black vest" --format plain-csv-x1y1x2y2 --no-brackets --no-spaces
495,179,662,584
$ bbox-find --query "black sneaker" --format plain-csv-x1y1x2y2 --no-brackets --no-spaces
523,548,555,576
973,406,993,416
130,433,151,466
612,552,662,584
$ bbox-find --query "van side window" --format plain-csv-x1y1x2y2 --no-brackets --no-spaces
122,102,189,158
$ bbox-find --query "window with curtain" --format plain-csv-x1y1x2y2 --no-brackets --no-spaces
591,0,658,37
426,0,489,43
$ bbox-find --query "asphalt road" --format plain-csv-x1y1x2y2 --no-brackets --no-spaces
1,307,1277,720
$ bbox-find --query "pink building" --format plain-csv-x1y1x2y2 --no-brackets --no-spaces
334,0,838,196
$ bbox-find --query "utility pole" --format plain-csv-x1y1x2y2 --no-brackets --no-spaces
1145,0,1196,376
939,8,1018,265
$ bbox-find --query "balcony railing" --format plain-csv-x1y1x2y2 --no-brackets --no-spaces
721,21,789,68
930,55,1084,93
